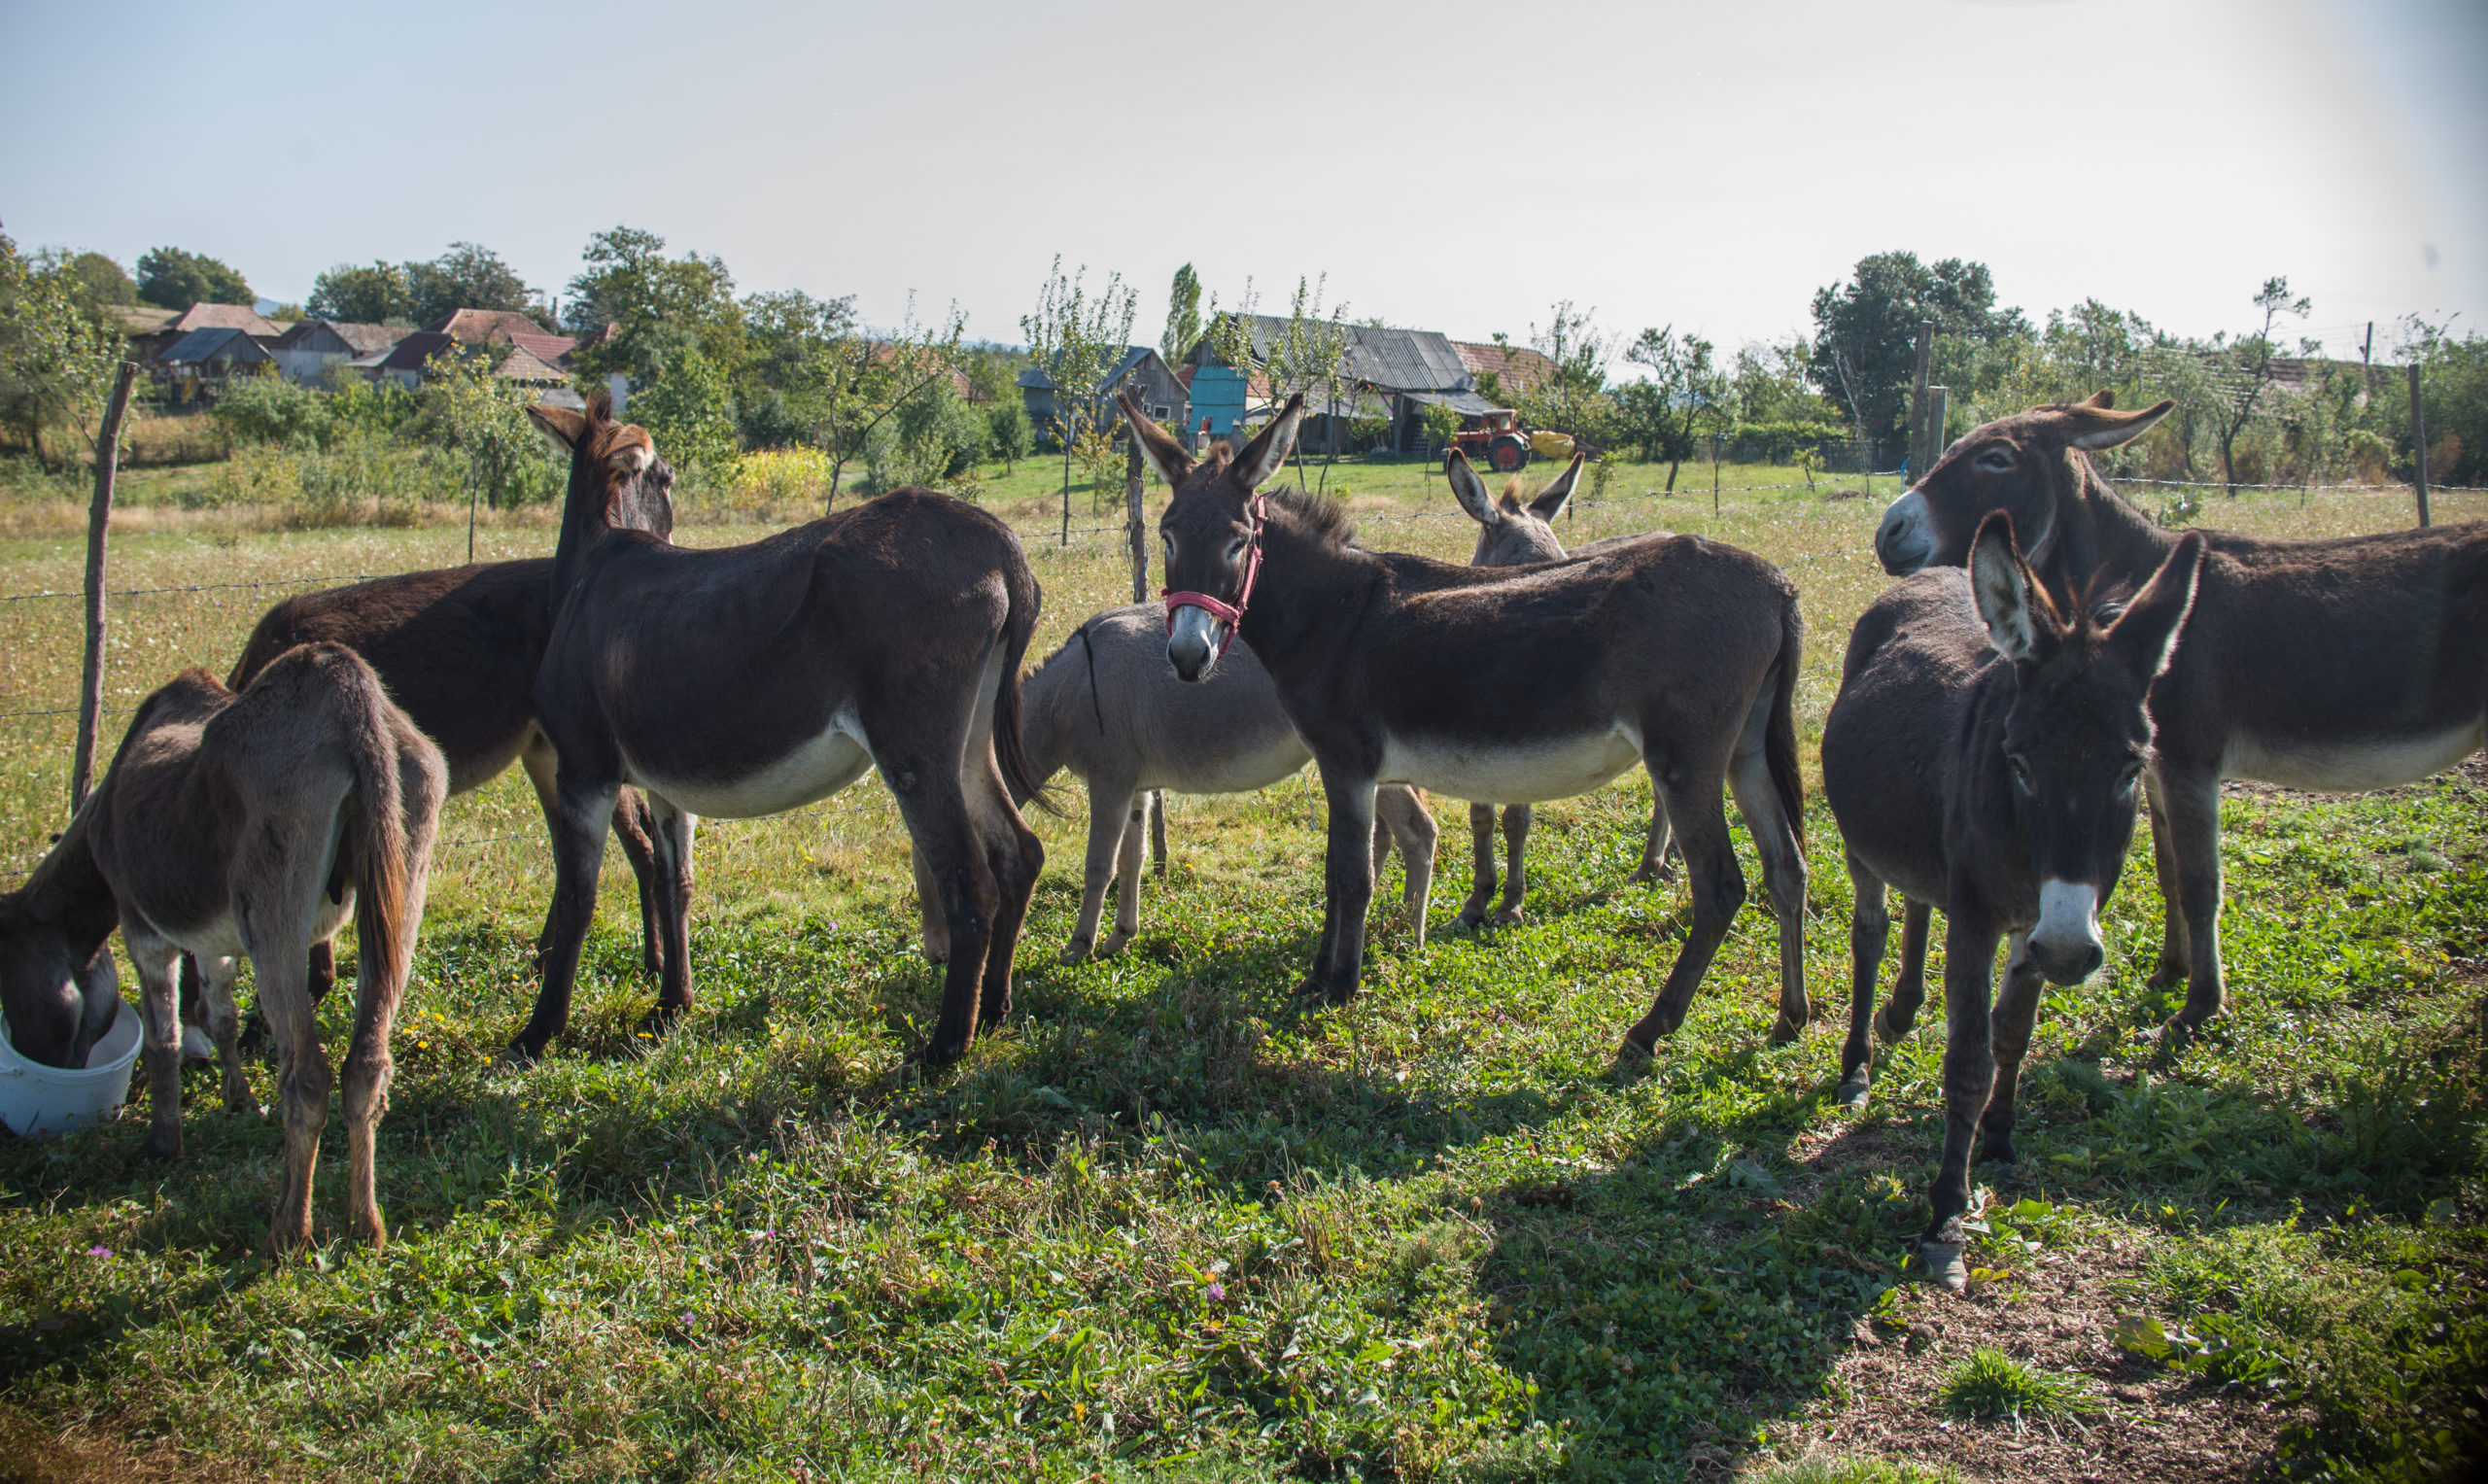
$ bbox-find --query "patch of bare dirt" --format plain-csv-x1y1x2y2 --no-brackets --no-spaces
1771,1235,2308,1484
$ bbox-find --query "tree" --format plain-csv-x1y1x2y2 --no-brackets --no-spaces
1160,263,1202,364
0,232,121,467
1808,251,2027,451
1262,276,1353,490
405,242,541,326
63,253,135,308
1617,326,1723,491
410,347,566,508
564,225,745,387
308,261,416,324
1019,256,1136,531
2204,276,2312,497
136,246,252,310
989,397,1033,474
1523,300,1613,442
629,348,742,489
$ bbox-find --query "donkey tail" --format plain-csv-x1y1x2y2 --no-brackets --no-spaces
1765,587,1807,848
992,555,1054,814
323,645,415,996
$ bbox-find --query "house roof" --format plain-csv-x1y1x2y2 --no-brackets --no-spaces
423,308,550,345
166,303,280,338
1451,341,1557,397
493,344,569,383
502,328,578,366
159,327,273,364
273,320,405,355
1206,316,1476,396
869,343,979,400
375,330,457,373
1019,345,1177,399
1400,388,1507,418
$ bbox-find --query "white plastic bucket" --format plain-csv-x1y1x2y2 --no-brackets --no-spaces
0,997,143,1136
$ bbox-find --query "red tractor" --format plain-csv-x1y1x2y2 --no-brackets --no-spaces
1450,409,1533,473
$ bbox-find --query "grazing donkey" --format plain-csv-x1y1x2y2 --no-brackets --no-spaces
1825,511,2204,1291
1021,604,1438,962
0,644,445,1251
1445,454,1675,927
1135,392,1809,1051
1875,393,2488,1040
525,396,1045,1065
192,561,680,1052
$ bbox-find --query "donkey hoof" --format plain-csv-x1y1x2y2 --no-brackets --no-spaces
137,1128,182,1161
1872,1007,1914,1045
1834,1077,1871,1110
1055,938,1093,966
1491,908,1524,928
494,1040,543,1071
1097,930,1134,958
1919,1239,1968,1294
1978,1131,2020,1164
1767,1014,1804,1047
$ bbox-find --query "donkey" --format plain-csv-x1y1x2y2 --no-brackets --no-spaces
0,643,445,1251
524,396,1045,1065
1874,393,2488,1040
1826,511,2205,1290
191,561,680,1053
1135,392,1810,1050
1445,453,1675,927
1021,604,1438,962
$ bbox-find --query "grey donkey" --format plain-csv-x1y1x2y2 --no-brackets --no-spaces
1021,604,1438,962
1445,453,1676,927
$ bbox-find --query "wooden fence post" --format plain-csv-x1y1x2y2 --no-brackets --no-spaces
1926,386,1949,473
1908,320,1934,476
1125,436,1147,603
2409,361,2431,529
72,362,141,812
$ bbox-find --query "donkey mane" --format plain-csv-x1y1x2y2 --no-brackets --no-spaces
1267,487,1356,547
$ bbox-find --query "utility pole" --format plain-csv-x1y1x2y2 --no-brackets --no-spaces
2362,322,2374,399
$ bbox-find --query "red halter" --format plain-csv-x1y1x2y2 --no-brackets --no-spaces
1162,490,1267,661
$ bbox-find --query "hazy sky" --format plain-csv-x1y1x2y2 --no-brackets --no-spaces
4,0,2480,362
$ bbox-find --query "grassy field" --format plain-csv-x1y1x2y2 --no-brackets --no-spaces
0,454,2481,1483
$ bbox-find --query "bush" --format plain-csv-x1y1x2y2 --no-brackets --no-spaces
737,388,812,451
865,382,987,493
988,398,1033,471
630,350,741,488
210,374,329,450
408,355,566,509
1725,417,1852,465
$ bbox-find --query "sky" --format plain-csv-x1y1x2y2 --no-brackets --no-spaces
3,0,2481,364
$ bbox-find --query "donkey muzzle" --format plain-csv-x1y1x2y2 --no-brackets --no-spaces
2028,879,2106,984
1876,490,1934,576
1166,605,1226,683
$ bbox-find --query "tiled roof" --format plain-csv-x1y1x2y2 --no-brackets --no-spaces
167,303,280,338
1450,341,1557,397
501,329,577,366
422,308,550,345
160,327,273,363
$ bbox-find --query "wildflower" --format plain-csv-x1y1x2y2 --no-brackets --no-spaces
1205,1281,1227,1301
86,1245,112,1260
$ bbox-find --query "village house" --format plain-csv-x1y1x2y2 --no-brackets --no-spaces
1018,346,1188,444
156,326,276,403
270,320,407,385
1189,316,1515,456
129,302,283,368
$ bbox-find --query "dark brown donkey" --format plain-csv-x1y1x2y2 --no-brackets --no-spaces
0,644,445,1251
1134,392,1809,1050
190,561,679,1050
523,396,1044,1064
1825,512,2205,1290
1875,394,2488,1038
1445,453,1675,926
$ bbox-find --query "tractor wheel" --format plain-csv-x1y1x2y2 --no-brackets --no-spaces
1489,436,1530,473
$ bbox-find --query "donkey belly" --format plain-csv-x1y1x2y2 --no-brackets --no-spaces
1137,727,1311,797
2223,720,2484,794
627,709,876,819
1378,725,1641,804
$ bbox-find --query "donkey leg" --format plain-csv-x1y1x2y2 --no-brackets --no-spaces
196,955,253,1115
1627,795,1676,885
639,793,697,1026
504,780,617,1064
1493,805,1531,926
1101,793,1146,958
1978,934,2047,1167
1061,779,1133,964
1876,901,1933,1042
1838,856,1890,1108
2154,766,2228,1039
1456,802,1500,930
884,728,1003,1063
123,925,188,1161
1378,786,1437,949
912,850,951,964
1622,771,1745,1053
1729,737,1810,1044
1301,774,1379,1003
1922,916,2003,1293
609,787,669,982
970,766,1042,1030
1149,790,1168,879
2142,772,2192,993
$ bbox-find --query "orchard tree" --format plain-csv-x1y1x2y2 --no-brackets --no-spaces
1523,299,1612,442
0,232,121,467
1019,255,1136,528
1617,325,1723,491
136,246,252,310
1160,263,1202,363
1809,251,2027,450
2204,276,2312,497
308,260,415,323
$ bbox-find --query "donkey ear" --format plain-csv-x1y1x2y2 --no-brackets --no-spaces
2058,398,2172,451
1446,449,1499,526
1970,510,2045,664
1230,394,1305,491
2106,530,2205,680
1118,389,1193,488
527,402,589,450
1529,453,1586,523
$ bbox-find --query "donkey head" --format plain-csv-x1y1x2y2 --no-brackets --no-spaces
1448,450,1583,567
1879,392,2173,576
527,394,677,542
0,892,119,1070
1123,390,1307,682
1971,509,2204,983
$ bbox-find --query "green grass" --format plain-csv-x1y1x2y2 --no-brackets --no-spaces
0,459,2483,1480
1936,1346,2096,1423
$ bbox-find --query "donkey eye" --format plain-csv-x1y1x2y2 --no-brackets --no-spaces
2007,753,2035,791
1161,534,1176,562
2119,760,2146,789
1225,536,1247,564
1975,447,2016,472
